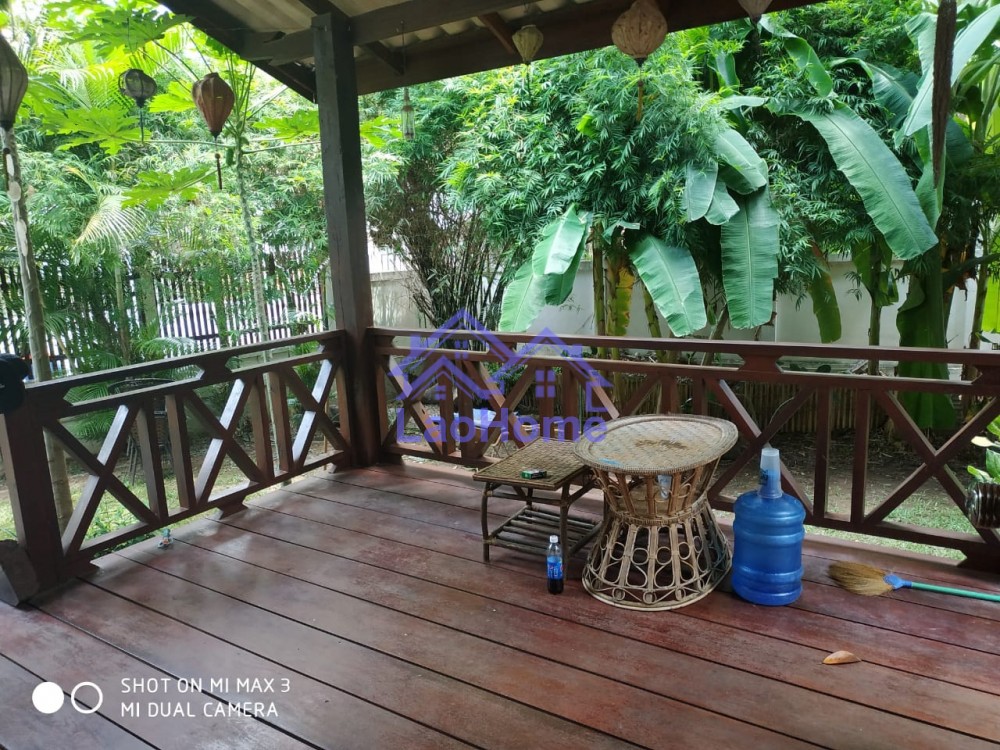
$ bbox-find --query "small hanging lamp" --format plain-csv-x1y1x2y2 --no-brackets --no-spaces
612,0,668,121
512,24,543,64
118,68,157,142
401,88,415,141
737,0,773,23
192,72,235,189
0,34,28,132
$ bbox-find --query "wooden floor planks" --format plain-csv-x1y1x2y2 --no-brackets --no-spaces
1,461,998,749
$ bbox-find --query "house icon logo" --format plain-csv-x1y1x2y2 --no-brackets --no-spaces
495,327,612,414
390,310,610,445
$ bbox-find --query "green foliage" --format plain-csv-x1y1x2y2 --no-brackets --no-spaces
720,188,781,328
123,167,213,209
902,3,1000,137
784,102,938,260
968,417,1000,483
499,206,592,331
627,233,706,336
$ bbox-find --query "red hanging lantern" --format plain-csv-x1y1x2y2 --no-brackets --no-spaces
192,72,235,188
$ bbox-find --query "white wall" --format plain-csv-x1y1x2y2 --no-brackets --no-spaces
371,255,981,348
773,258,977,348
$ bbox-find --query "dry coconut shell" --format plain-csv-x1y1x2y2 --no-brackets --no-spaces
823,650,862,665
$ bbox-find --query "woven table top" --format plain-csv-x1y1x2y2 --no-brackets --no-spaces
573,414,738,475
474,439,587,489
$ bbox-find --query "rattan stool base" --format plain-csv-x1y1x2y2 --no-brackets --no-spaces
582,497,731,610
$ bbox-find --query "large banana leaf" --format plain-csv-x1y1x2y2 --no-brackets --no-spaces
499,261,546,331
718,96,768,110
684,161,718,222
902,3,1000,136
835,59,918,125
500,208,592,331
531,205,591,276
705,183,740,226
788,102,938,260
720,188,779,329
714,128,767,194
499,262,576,331
760,17,833,97
629,233,707,337
982,274,1000,333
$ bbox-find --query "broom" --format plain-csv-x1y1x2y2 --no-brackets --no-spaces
828,561,1000,602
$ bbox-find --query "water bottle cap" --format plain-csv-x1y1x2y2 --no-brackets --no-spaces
549,535,558,543
760,446,782,499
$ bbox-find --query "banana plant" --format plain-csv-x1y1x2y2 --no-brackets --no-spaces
500,126,781,338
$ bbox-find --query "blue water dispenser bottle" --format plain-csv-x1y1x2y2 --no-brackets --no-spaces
732,447,806,605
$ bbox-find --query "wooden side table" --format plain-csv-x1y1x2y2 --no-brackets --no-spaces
574,414,738,610
474,439,598,571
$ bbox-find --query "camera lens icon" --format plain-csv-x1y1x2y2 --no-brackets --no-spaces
32,681,103,715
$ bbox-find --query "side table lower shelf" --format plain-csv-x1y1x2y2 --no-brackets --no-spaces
485,505,599,566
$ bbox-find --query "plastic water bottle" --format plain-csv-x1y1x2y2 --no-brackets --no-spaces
546,535,564,594
732,447,805,605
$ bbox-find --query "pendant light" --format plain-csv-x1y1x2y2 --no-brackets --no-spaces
0,34,27,190
0,34,27,132
611,0,668,120
118,68,157,142
401,88,415,141
192,72,235,189
512,24,543,64
399,27,415,141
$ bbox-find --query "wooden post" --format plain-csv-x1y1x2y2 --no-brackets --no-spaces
312,13,380,466
0,402,62,592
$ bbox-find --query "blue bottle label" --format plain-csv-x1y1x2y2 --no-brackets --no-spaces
547,556,563,580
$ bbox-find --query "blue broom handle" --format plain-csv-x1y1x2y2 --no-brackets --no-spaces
908,581,1000,602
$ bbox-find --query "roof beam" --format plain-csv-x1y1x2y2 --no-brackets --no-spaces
362,42,405,75
351,1,528,46
157,0,316,98
477,13,516,56
354,0,827,95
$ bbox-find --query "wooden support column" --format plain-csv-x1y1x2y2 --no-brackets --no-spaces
312,13,380,467
0,400,62,593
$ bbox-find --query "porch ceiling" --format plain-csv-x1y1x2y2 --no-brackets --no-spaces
157,0,830,98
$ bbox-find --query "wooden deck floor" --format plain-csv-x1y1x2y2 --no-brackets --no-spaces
2,461,1000,749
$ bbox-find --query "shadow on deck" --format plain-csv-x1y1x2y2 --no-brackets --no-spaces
2,461,999,749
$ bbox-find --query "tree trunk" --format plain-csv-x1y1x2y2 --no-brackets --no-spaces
866,241,884,376
3,129,73,529
235,150,279,463
113,264,131,364
642,283,674,364
591,228,607,359
235,156,270,346
700,307,729,367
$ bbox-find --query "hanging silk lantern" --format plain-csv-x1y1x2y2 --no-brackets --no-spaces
0,34,28,132
401,88,415,141
192,72,235,188
118,68,157,142
512,24,543,64
611,0,668,120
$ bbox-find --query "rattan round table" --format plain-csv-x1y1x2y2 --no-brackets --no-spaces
574,414,739,610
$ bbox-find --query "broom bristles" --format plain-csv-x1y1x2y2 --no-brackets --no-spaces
828,561,894,596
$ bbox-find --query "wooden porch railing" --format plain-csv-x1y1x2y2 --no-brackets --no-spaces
373,327,1000,568
0,331,351,590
